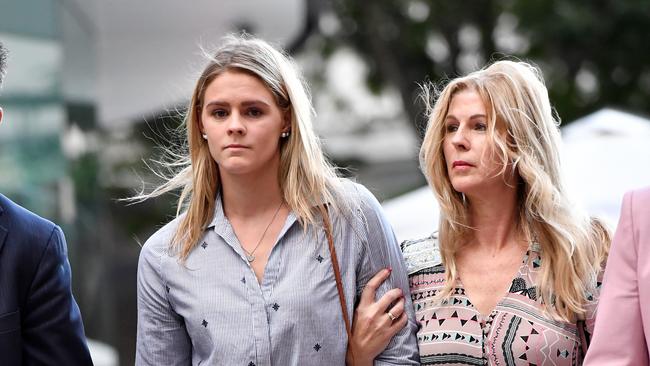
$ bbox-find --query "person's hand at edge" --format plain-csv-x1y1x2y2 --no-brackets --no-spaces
346,267,407,366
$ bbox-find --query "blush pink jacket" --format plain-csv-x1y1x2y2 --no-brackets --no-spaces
584,187,650,365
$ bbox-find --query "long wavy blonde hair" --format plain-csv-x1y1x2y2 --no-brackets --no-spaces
135,35,343,261
420,60,610,322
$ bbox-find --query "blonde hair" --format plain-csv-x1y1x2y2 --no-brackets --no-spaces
420,60,610,322
135,34,343,261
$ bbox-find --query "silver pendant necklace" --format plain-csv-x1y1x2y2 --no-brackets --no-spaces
242,201,284,262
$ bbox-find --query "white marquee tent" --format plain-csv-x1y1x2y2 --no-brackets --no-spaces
561,108,650,227
382,108,650,242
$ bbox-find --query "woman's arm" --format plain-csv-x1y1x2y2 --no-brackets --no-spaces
348,269,408,366
21,226,93,365
136,238,192,365
584,191,649,365
351,184,420,365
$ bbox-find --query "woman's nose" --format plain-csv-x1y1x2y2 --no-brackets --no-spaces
226,112,246,135
451,126,469,150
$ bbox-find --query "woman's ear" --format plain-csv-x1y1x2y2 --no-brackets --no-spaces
199,125,208,140
282,109,291,133
196,109,207,137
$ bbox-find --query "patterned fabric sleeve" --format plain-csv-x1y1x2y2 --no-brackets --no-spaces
583,265,606,343
578,263,606,362
400,233,442,276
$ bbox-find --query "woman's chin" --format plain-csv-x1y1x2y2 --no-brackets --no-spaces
218,164,254,177
450,180,480,195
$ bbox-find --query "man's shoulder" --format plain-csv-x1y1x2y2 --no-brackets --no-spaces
0,194,58,249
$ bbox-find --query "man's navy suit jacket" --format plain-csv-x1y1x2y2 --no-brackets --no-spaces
0,194,93,365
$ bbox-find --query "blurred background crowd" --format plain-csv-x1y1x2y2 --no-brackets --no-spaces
1,0,649,364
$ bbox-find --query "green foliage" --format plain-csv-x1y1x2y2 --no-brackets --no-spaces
320,0,650,135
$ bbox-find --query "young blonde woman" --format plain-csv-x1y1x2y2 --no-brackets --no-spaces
134,35,419,365
349,60,610,365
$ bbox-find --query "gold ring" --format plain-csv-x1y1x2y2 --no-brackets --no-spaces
387,311,397,322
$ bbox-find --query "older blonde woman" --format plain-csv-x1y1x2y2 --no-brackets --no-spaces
349,60,610,365
134,35,419,365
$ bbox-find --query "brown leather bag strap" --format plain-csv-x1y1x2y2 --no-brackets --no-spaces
318,205,354,344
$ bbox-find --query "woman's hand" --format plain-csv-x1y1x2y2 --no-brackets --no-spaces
346,268,408,366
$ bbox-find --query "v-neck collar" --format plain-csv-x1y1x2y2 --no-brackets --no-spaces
206,192,299,263
456,241,539,319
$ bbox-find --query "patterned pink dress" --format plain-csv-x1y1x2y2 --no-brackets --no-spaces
401,233,599,366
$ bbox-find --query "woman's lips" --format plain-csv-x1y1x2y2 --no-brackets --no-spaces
452,160,474,169
224,144,248,150
452,160,473,168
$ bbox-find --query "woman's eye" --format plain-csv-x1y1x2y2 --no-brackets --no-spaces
475,123,487,131
212,109,228,118
446,124,458,133
247,108,263,117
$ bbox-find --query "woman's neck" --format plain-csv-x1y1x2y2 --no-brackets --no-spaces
465,184,523,254
220,163,284,219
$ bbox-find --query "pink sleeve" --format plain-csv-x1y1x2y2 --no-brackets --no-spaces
584,191,649,365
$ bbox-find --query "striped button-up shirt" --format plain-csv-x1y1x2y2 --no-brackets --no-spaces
136,181,419,365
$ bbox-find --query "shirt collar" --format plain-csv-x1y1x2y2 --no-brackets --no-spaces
207,192,227,230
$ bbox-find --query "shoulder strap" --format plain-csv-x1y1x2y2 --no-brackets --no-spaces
318,205,354,360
